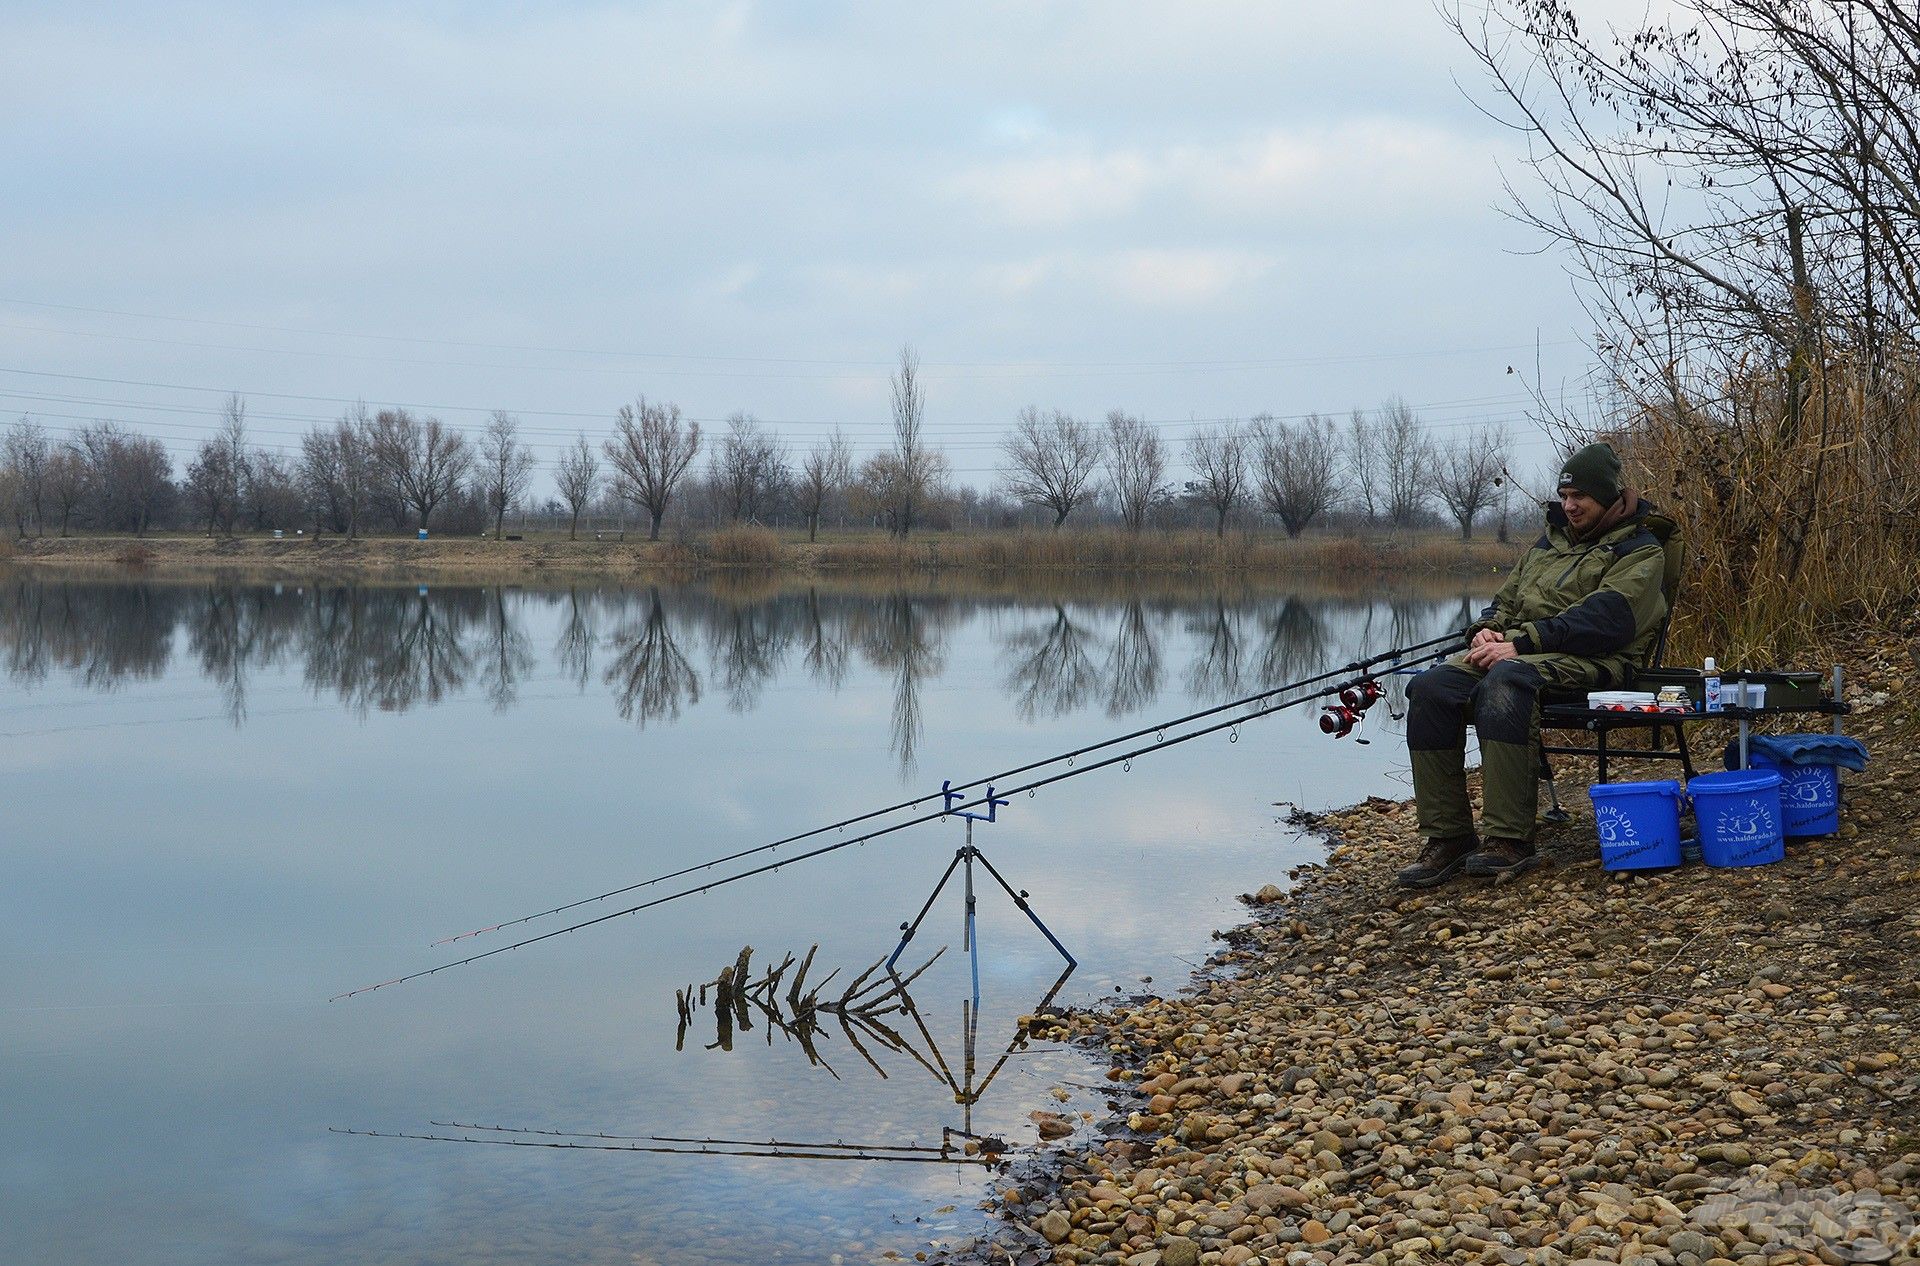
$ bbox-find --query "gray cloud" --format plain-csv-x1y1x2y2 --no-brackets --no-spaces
0,1,1598,481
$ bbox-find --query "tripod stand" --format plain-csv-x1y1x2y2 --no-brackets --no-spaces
887,780,1076,1006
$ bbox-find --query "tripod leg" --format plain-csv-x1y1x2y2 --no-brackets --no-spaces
887,849,967,971
971,849,1077,969
963,844,981,1009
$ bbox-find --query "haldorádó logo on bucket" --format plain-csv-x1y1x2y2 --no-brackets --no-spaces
1595,805,1635,845
1715,797,1777,858
1689,1177,1918,1261
1595,805,1659,863
1787,775,1827,805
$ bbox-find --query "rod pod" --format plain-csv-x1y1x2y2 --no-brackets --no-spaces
887,782,1075,1006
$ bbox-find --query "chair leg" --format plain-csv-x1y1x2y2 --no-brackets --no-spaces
1596,730,1611,784
1674,721,1697,781
1538,742,1570,824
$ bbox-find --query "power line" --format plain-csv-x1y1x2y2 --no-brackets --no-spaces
0,295,1586,372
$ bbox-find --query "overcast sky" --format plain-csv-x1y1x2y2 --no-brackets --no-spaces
1,1,1610,494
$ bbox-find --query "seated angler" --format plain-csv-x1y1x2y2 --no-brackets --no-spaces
1396,442,1672,886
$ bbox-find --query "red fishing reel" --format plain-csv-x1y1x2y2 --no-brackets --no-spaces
1340,680,1384,711
1319,705,1362,737
1320,677,1386,741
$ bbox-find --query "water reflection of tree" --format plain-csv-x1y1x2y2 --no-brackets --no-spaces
1256,598,1331,687
854,595,949,773
707,599,793,713
799,588,850,688
605,587,701,726
1102,601,1164,716
1003,604,1100,720
0,580,178,688
1183,600,1248,702
554,587,599,691
478,587,535,711
186,586,307,724
371,589,481,711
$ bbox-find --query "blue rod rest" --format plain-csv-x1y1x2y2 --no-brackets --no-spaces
942,779,1009,824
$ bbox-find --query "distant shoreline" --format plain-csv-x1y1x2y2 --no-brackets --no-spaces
4,529,1520,587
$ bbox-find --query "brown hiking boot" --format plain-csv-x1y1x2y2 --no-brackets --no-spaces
1465,836,1538,879
1395,834,1478,888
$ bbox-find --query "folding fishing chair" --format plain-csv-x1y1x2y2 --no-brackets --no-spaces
1537,513,1695,822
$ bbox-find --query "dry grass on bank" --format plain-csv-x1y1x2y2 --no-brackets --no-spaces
1624,359,1920,664
6,525,1511,581
803,528,1515,576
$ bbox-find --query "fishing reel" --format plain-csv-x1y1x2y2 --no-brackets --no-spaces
1319,678,1386,743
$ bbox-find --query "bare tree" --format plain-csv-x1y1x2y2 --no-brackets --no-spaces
797,427,852,543
1184,422,1248,537
186,439,244,537
300,407,372,537
1103,409,1170,532
44,447,84,537
999,406,1102,528
555,435,601,541
114,434,172,536
1343,408,1382,523
245,450,302,531
4,419,50,536
337,405,372,539
217,393,251,529
1250,412,1342,538
300,426,348,535
478,411,538,539
852,448,950,536
714,413,789,524
1375,396,1432,529
72,422,173,534
1448,0,1920,588
604,396,701,541
888,345,931,537
1433,425,1509,540
370,408,474,531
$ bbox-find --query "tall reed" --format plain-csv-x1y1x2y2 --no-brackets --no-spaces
1618,355,1920,662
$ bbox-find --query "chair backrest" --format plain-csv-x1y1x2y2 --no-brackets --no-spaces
1642,511,1685,670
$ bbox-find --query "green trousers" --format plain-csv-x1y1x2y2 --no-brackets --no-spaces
1405,655,1606,842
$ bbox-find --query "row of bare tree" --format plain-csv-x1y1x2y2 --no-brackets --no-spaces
999,400,1511,539
0,349,1513,542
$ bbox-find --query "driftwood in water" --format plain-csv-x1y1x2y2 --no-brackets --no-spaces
675,943,946,1080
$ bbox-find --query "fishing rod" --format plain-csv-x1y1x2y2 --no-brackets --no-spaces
427,1121,958,1153
330,1127,993,1165
332,636,1463,1001
430,627,1468,947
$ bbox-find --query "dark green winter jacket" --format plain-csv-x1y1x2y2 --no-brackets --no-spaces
1472,497,1675,686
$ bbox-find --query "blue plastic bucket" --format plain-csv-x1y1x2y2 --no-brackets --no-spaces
1587,779,1686,870
1688,769,1785,867
1747,754,1839,837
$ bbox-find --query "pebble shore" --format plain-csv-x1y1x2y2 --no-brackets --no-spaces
952,640,1920,1266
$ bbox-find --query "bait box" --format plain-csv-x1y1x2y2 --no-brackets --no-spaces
1634,668,1704,709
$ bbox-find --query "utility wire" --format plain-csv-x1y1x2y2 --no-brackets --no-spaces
429,628,1466,948
334,636,1461,1001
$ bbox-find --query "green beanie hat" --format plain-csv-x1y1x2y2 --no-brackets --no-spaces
1556,442,1624,506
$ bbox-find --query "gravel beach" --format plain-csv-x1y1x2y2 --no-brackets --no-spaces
957,632,1920,1266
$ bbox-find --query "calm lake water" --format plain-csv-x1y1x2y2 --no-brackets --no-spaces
1,574,1481,1266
